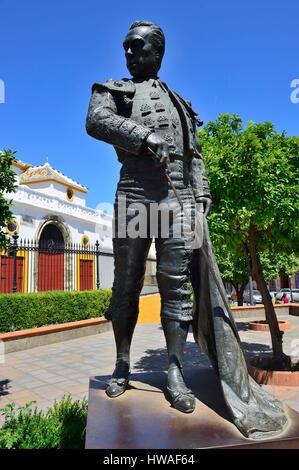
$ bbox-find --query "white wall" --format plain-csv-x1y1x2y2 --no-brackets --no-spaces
11,165,24,183
98,254,114,288
4,163,115,291
19,181,86,207
7,183,112,252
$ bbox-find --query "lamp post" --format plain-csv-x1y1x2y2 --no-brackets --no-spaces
289,275,294,303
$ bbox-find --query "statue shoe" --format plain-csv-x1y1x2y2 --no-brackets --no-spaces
106,376,129,398
167,386,196,413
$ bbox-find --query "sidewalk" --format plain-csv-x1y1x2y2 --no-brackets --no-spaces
1,315,299,414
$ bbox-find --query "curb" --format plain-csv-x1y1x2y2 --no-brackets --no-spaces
249,320,291,332
0,317,111,353
248,358,299,386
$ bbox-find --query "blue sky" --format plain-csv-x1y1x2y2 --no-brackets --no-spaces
1,0,298,208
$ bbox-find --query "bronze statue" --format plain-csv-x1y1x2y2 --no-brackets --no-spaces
86,20,288,439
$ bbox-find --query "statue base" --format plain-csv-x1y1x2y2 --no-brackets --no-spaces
85,368,299,449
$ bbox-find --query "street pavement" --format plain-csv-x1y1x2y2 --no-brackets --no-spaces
1,315,299,415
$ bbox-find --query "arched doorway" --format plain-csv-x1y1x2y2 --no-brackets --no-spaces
38,223,65,291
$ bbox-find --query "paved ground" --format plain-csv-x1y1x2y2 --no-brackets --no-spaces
0,315,299,416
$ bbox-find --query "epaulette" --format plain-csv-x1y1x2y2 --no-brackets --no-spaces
92,78,136,96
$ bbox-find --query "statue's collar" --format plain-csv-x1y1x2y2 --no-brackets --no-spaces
132,77,168,93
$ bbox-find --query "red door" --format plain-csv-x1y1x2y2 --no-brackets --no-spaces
38,252,64,291
79,259,93,291
0,256,24,293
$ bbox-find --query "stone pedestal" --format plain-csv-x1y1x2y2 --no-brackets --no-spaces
85,368,299,449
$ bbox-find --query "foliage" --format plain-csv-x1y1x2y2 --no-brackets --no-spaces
201,116,299,298
0,149,17,250
260,250,299,282
199,114,299,363
0,396,87,449
0,289,111,333
214,243,299,289
211,241,248,287
199,114,299,255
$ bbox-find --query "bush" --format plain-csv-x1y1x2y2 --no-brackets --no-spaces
0,289,111,333
0,396,88,449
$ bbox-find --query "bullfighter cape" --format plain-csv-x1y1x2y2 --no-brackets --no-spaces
191,216,288,439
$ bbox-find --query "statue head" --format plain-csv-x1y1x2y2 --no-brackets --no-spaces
123,20,165,79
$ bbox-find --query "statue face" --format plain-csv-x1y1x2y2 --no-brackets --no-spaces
123,26,161,79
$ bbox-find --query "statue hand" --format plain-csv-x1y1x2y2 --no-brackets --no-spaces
196,196,212,216
146,133,169,166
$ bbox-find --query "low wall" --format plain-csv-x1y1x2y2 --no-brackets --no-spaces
231,304,290,318
0,317,111,353
1,294,298,353
138,295,299,322
0,294,160,353
138,294,161,324
290,304,299,317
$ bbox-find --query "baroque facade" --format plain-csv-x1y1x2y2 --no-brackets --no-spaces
2,159,157,294
2,159,115,292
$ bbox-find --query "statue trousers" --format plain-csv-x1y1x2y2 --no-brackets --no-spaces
105,156,196,323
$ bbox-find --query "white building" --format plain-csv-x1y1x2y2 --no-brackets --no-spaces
9,159,113,250
2,159,114,292
1,159,156,294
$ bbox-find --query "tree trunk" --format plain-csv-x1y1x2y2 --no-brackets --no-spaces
233,283,246,306
248,225,287,368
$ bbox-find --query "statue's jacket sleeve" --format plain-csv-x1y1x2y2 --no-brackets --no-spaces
190,152,211,201
86,79,152,155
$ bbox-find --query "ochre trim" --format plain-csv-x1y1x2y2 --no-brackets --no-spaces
138,294,161,324
66,187,74,202
81,234,90,247
19,179,87,193
17,248,28,293
12,162,32,170
76,253,79,291
4,220,20,237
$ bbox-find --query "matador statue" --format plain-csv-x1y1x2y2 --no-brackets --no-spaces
86,20,288,439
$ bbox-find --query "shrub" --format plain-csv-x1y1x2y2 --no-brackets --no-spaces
0,396,88,449
0,289,111,333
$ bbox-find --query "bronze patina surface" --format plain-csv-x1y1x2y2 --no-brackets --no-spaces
85,369,299,449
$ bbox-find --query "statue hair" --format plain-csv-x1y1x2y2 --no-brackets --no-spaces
129,20,165,64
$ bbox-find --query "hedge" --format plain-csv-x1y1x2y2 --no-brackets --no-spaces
0,289,111,333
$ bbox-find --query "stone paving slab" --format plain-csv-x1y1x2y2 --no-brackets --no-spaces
0,315,299,418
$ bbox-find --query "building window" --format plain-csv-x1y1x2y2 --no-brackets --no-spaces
5,219,19,236
81,235,90,247
66,188,74,201
296,272,299,289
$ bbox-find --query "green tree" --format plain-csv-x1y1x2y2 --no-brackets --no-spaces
0,149,17,250
199,114,299,367
213,242,299,306
211,239,249,306
260,251,299,284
